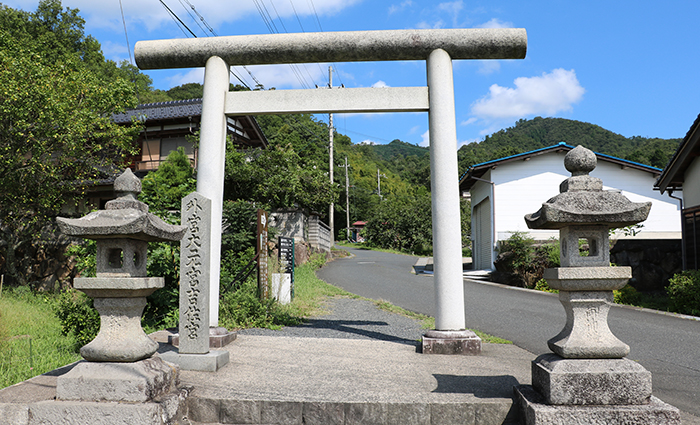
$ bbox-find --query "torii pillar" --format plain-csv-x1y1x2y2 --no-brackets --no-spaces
135,29,527,353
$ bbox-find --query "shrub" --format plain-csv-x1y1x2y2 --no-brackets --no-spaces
614,284,641,306
219,277,300,330
53,289,100,349
142,242,180,331
667,271,700,317
534,279,558,293
66,240,96,278
496,233,559,288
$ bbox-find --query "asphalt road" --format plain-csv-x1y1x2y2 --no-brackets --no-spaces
318,245,700,419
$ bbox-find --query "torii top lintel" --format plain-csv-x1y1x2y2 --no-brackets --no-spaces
134,28,527,70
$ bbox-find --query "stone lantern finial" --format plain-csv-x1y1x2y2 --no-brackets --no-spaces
564,144,596,175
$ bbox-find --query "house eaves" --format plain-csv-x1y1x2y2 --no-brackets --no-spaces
112,98,268,149
654,113,700,194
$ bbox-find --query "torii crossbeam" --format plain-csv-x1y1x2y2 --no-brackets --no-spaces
135,28,527,350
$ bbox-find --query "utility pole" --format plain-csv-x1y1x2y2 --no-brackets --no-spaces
377,169,386,199
344,156,350,240
328,66,334,245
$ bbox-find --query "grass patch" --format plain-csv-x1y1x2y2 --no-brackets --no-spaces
372,300,512,344
281,259,358,318
0,289,81,389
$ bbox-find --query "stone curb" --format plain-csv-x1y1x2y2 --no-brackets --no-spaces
186,397,519,425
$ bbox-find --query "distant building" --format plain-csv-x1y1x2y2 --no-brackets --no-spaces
460,143,681,271
654,114,700,270
112,98,267,173
351,221,367,242
76,98,270,209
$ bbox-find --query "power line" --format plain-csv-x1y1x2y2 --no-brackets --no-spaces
342,129,394,144
159,0,197,37
178,0,207,36
182,0,218,36
162,0,341,149
307,0,323,31
118,0,133,65
289,0,305,31
161,0,251,88
269,1,289,32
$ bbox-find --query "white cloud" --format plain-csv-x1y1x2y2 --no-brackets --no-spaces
419,130,430,147
416,19,445,29
167,68,205,88
372,80,389,88
438,1,463,14
476,60,501,75
100,40,129,63
462,117,478,126
359,140,377,145
2,0,361,35
470,69,585,120
458,138,480,149
388,0,414,15
476,18,513,29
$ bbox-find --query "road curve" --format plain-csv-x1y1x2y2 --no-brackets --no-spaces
317,245,700,419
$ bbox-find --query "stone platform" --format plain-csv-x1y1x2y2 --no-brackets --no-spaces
0,336,533,425
2,335,697,424
179,335,532,424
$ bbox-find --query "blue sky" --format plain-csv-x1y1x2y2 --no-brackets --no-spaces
5,0,700,148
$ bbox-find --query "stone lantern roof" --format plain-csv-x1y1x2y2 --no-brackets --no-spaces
57,169,186,242
524,145,651,230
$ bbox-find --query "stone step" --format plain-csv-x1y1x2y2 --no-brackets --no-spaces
186,397,520,425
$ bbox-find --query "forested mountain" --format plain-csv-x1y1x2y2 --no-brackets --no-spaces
457,117,681,174
373,139,428,161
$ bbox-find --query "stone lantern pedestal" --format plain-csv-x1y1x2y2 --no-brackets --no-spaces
52,169,189,422
515,146,680,424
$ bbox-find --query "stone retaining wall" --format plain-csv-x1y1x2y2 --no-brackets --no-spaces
610,239,682,292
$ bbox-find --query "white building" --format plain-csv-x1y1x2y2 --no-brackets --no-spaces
460,143,682,271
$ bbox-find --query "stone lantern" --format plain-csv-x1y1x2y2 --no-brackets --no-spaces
50,168,188,420
57,169,186,362
516,146,680,424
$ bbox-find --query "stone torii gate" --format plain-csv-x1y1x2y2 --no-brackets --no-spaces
134,29,527,348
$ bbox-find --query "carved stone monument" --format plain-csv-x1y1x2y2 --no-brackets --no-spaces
160,192,232,371
515,146,680,424
52,169,189,423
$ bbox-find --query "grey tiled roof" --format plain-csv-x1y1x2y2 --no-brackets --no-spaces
112,98,203,124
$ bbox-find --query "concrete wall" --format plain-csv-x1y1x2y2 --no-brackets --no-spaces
270,210,308,243
610,239,682,291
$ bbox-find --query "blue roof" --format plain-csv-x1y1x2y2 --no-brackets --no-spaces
470,142,661,172
459,142,662,187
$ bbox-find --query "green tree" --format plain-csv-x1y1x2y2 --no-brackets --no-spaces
224,141,338,213
362,189,433,254
0,24,138,287
139,147,196,222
